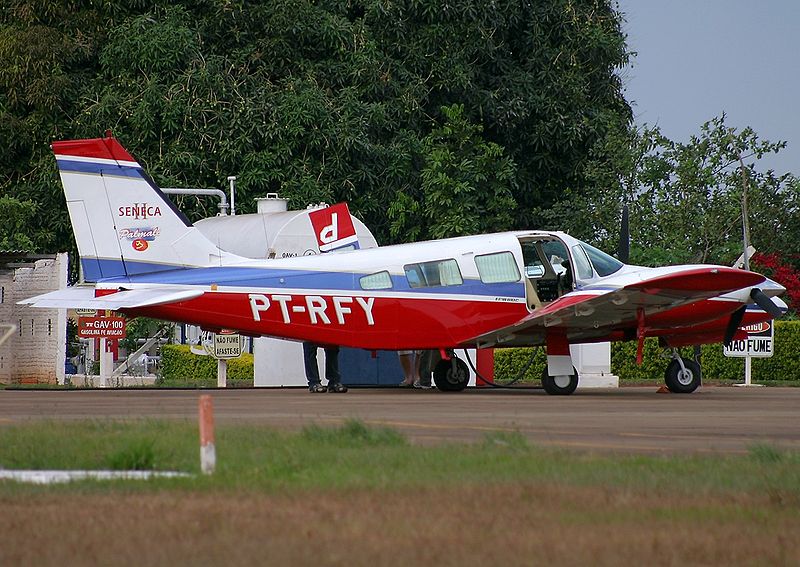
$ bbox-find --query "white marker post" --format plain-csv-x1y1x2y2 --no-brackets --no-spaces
217,359,227,388
199,395,216,475
99,338,113,388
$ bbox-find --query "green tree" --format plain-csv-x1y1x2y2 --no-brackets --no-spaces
1,0,631,253
0,195,37,250
550,115,800,266
388,104,516,240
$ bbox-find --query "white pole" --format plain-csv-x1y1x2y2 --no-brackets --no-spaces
744,355,752,386
99,338,111,388
739,155,751,272
217,358,227,388
227,176,237,216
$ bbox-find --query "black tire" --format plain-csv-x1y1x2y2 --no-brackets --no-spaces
541,366,579,395
664,359,701,393
433,358,469,391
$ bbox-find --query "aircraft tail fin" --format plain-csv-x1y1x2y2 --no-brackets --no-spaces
52,134,238,281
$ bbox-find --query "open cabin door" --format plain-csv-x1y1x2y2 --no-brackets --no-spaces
518,236,574,311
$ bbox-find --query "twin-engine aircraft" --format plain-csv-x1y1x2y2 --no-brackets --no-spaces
22,134,787,394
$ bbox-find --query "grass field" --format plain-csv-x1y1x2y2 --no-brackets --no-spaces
1,420,798,566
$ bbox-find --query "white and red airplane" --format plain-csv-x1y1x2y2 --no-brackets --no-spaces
22,134,787,394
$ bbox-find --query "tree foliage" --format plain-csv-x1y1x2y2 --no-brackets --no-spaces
388,103,516,240
1,0,631,252
0,195,37,251
549,114,800,267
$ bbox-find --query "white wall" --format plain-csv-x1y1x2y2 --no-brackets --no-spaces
0,254,68,385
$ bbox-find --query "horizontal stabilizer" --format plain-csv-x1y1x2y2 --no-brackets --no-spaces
20,287,203,310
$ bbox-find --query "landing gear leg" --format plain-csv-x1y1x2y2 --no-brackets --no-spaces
664,349,702,394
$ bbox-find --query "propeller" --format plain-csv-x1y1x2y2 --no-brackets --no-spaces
617,204,629,263
723,305,746,346
750,288,784,319
724,288,783,346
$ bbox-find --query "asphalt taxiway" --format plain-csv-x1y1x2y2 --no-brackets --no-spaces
1,386,798,454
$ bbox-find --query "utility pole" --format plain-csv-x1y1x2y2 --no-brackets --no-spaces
738,155,752,271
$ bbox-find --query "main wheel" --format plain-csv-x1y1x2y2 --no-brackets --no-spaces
541,366,578,395
433,358,469,391
664,359,701,393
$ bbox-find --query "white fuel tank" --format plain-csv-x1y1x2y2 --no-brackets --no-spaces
193,195,378,259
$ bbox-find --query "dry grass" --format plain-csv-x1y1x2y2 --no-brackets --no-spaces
2,483,798,567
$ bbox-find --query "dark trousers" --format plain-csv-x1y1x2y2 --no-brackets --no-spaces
303,342,341,386
418,349,437,386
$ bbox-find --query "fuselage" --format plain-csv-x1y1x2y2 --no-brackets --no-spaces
100,231,785,349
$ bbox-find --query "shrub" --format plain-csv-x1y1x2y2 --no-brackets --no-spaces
160,344,254,381
493,346,545,382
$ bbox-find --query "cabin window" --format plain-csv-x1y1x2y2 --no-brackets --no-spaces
359,271,392,290
475,252,521,283
540,240,570,275
521,242,546,278
571,245,594,280
580,242,623,276
404,259,463,288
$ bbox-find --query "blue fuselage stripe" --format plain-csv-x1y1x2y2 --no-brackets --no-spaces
83,258,525,297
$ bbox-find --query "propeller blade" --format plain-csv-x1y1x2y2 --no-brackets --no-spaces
724,305,746,346
750,288,784,319
617,204,630,263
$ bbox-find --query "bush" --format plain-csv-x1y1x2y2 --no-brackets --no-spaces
493,347,545,382
495,321,800,382
160,344,254,381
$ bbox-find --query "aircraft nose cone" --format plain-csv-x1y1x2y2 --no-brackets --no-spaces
761,277,786,295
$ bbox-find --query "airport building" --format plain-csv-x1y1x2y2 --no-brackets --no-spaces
0,252,67,385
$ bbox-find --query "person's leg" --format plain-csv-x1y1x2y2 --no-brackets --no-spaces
418,350,435,388
412,351,427,387
324,346,341,383
303,342,324,391
398,352,415,386
324,346,347,392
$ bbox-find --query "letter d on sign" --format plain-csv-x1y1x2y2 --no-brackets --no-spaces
320,212,338,244
199,395,216,475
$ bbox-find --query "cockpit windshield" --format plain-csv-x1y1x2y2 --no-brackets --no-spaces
579,241,624,277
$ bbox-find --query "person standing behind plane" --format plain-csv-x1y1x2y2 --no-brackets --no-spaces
397,350,420,387
303,342,348,393
398,350,435,389
415,350,436,389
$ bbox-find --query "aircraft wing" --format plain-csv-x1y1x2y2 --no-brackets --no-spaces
20,286,204,310
475,267,766,347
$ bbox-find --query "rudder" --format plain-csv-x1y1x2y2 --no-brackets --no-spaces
53,134,234,281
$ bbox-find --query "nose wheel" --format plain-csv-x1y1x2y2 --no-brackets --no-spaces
664,357,701,393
